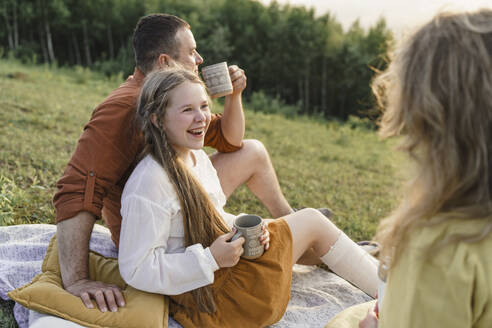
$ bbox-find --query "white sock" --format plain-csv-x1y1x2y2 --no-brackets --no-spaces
320,232,378,298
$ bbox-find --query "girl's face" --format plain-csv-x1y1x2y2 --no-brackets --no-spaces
162,81,211,158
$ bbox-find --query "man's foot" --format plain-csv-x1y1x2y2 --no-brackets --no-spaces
316,208,332,219
293,207,333,219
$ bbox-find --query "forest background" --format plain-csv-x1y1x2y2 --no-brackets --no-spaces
1,0,393,120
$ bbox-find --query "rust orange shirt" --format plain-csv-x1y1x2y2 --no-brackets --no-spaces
53,69,241,246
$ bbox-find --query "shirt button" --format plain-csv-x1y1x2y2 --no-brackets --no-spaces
89,171,95,177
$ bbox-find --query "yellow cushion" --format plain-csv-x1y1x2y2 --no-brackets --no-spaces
8,235,168,328
325,300,376,328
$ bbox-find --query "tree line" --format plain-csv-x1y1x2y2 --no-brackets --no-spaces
1,0,393,119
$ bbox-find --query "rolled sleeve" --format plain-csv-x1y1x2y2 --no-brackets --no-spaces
205,113,242,153
54,164,103,222
53,83,142,223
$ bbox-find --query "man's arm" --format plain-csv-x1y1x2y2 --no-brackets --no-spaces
57,211,94,289
220,65,247,147
57,211,125,312
54,81,141,311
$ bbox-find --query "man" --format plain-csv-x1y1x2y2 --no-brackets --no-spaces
53,13,297,314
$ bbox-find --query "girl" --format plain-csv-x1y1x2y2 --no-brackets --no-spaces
118,68,378,327
360,9,492,328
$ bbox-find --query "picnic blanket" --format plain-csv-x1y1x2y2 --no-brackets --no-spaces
0,224,371,328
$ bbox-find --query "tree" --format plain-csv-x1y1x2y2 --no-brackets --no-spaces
0,0,392,121
35,0,69,64
1,0,18,51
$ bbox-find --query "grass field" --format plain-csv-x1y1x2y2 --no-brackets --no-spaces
0,59,405,326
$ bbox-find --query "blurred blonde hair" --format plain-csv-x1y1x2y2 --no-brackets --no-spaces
372,9,492,273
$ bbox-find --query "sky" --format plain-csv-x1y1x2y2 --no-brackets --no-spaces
259,0,492,36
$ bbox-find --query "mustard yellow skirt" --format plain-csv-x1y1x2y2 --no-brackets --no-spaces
170,219,293,328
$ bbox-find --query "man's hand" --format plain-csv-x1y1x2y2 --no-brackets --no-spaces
57,211,126,312
66,279,125,312
228,65,247,96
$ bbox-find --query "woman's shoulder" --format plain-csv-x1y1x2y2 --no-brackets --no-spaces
192,149,212,164
126,154,165,183
406,217,492,271
191,149,218,175
122,154,176,204
384,218,492,327
409,217,492,246
190,149,227,204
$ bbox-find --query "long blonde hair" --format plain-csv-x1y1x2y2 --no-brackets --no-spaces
136,68,230,313
372,9,492,272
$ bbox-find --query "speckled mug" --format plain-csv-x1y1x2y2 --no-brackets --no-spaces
201,62,233,98
231,214,264,260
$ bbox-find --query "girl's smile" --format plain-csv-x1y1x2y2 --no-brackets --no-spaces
187,126,206,137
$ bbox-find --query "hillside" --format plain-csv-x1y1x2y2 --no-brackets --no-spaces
0,58,406,327
0,59,405,240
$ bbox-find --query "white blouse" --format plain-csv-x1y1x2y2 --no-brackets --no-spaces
118,150,237,295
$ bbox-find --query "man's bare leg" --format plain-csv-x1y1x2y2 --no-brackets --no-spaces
211,139,324,265
210,139,292,218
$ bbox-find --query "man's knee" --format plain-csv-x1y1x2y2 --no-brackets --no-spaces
241,139,269,163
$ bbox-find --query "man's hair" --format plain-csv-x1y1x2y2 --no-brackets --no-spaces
133,14,190,74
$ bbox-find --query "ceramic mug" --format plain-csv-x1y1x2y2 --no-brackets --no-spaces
231,214,264,260
201,61,233,98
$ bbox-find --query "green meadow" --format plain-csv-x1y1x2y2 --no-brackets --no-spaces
0,59,405,326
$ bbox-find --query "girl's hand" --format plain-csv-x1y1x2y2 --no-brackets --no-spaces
359,303,378,328
210,228,245,268
260,220,271,251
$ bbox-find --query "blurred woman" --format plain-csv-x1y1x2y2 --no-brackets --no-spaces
360,9,492,328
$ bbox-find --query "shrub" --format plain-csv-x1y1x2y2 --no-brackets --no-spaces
72,65,92,84
92,41,135,79
248,91,300,118
346,115,376,130
14,42,39,65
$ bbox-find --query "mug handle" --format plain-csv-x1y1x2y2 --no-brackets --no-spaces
230,231,243,242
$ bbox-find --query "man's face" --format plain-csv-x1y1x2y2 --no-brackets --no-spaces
173,28,203,74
